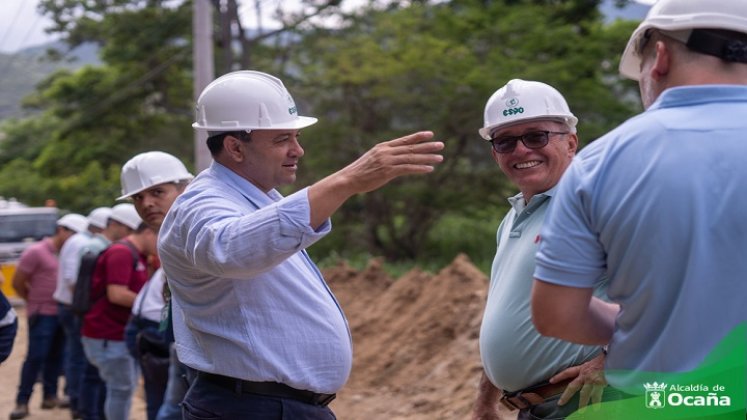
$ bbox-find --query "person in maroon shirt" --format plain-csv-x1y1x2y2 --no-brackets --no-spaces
81,222,157,420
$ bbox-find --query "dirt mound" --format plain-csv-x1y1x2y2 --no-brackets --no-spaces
326,254,509,419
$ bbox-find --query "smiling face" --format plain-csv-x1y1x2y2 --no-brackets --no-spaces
490,119,578,202
223,129,305,193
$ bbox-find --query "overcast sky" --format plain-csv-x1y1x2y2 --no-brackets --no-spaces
0,0,59,53
0,0,652,54
0,0,356,53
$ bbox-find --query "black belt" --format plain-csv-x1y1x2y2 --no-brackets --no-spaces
198,372,336,407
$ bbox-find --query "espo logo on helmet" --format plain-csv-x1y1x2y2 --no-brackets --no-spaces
193,70,318,132
619,0,747,80
479,79,577,141
119,151,194,200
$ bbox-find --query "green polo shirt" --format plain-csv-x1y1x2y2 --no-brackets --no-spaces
479,187,607,392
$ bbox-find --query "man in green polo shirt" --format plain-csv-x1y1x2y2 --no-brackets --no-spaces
472,79,613,420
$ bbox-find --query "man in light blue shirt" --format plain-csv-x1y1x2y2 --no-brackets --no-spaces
532,0,747,393
158,70,444,419
473,80,612,420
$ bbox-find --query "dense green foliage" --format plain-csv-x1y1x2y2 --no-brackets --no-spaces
0,0,193,211
293,0,640,267
0,0,641,270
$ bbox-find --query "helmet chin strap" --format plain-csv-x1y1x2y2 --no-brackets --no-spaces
686,29,747,63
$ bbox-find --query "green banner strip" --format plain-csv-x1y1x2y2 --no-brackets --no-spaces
568,323,745,419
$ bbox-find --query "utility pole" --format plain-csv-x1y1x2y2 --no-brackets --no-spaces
193,0,214,172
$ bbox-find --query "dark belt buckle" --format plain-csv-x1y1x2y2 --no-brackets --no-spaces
315,393,336,407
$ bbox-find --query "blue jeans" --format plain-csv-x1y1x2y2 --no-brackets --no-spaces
517,386,625,419
58,304,87,411
78,359,106,420
16,314,65,404
82,337,137,420
156,344,193,420
182,373,336,420
125,316,167,420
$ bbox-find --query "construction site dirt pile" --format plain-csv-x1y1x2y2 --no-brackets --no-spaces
326,253,513,419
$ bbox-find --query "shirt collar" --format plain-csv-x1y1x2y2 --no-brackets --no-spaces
507,185,558,214
209,161,284,208
649,85,747,112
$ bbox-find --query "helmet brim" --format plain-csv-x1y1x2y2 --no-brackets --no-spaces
117,176,194,201
192,115,318,132
479,115,578,140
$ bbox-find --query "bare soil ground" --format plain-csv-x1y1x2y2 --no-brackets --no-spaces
1,254,515,419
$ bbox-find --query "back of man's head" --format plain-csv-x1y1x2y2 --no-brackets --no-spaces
619,0,747,81
87,207,112,234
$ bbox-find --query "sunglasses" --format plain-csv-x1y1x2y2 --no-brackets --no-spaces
635,29,654,57
489,130,568,154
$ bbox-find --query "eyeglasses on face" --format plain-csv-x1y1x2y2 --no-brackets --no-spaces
489,130,568,154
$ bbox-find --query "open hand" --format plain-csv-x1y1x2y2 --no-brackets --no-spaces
550,351,606,408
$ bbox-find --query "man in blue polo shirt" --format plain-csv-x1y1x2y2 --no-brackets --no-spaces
532,0,747,393
158,70,444,419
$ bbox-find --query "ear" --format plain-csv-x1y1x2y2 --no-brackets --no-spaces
566,133,579,156
650,40,671,81
223,135,245,163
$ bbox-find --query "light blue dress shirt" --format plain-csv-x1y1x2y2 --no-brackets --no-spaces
158,161,352,394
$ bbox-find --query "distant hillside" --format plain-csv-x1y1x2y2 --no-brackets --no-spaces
0,41,99,121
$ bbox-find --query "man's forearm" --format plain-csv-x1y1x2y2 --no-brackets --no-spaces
532,279,619,345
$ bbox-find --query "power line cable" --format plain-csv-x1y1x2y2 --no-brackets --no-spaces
0,1,26,52
0,9,45,90
4,3,192,130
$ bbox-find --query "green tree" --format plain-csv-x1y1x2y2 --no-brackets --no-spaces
0,0,642,268
0,0,193,212
291,0,640,263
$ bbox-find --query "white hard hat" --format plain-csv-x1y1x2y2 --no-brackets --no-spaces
57,213,89,233
479,79,577,140
109,203,142,230
119,151,193,200
87,207,112,230
619,0,747,80
193,70,318,132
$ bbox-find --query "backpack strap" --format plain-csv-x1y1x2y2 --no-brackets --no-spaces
116,239,142,270
94,240,142,302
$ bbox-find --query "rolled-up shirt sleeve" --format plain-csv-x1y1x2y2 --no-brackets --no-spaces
163,182,330,280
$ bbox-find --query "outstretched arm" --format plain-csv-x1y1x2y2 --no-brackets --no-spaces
308,131,444,229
